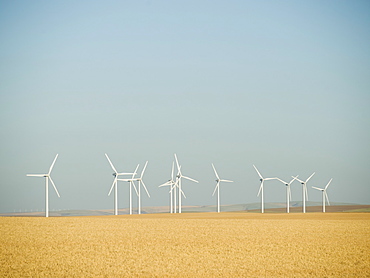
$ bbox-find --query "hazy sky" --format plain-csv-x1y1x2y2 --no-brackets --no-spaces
1,0,369,213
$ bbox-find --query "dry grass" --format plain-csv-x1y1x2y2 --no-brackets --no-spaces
1,213,369,277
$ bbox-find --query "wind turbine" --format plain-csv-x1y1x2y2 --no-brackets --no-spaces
212,163,233,213
253,165,278,213
174,154,198,214
26,154,60,217
159,162,176,213
170,179,187,213
312,178,332,212
168,164,187,213
134,161,150,214
118,164,139,215
276,176,299,213
293,172,315,213
105,153,134,215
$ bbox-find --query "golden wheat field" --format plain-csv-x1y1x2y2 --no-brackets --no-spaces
1,212,369,277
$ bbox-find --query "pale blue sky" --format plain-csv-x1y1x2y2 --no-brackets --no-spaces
1,0,369,213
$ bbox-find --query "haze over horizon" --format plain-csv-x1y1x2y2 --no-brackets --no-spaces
1,1,369,213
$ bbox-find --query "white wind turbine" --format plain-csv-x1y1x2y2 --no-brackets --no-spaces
118,164,139,215
105,153,134,215
168,165,187,213
312,178,332,212
159,162,176,213
277,176,299,213
174,154,198,214
26,154,60,217
134,161,150,214
212,163,233,213
293,172,315,213
253,165,278,213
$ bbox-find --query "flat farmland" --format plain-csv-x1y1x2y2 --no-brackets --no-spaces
1,213,369,277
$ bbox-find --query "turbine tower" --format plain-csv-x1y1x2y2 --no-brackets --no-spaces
293,172,315,213
105,153,134,215
312,178,332,212
174,154,198,214
212,163,233,213
27,154,60,217
253,165,277,213
277,176,298,213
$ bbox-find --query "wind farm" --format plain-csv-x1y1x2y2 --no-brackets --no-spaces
23,153,345,216
2,1,369,277
7,154,370,278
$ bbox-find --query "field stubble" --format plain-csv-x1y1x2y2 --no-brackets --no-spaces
1,213,369,277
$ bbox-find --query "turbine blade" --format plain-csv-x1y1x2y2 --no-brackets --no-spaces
264,177,278,181
182,175,199,183
171,161,174,180
289,175,299,185
169,179,178,193
212,163,220,180
257,181,263,197
180,188,187,199
305,184,309,200
48,154,59,175
108,177,116,196
132,181,138,196
288,185,292,200
174,154,181,174
176,165,182,178
158,181,171,187
312,186,323,191
48,176,60,197
276,178,287,184
294,177,304,183
116,172,135,176
132,164,139,179
141,161,148,178
141,180,151,198
220,179,233,183
325,178,333,190
169,184,175,193
117,178,132,182
325,191,330,206
27,174,45,177
306,172,315,183
212,182,219,196
105,153,118,173
253,165,263,179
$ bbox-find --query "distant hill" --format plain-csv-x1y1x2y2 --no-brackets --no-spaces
1,202,369,217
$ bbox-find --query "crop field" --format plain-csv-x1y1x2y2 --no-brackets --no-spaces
1,213,369,277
